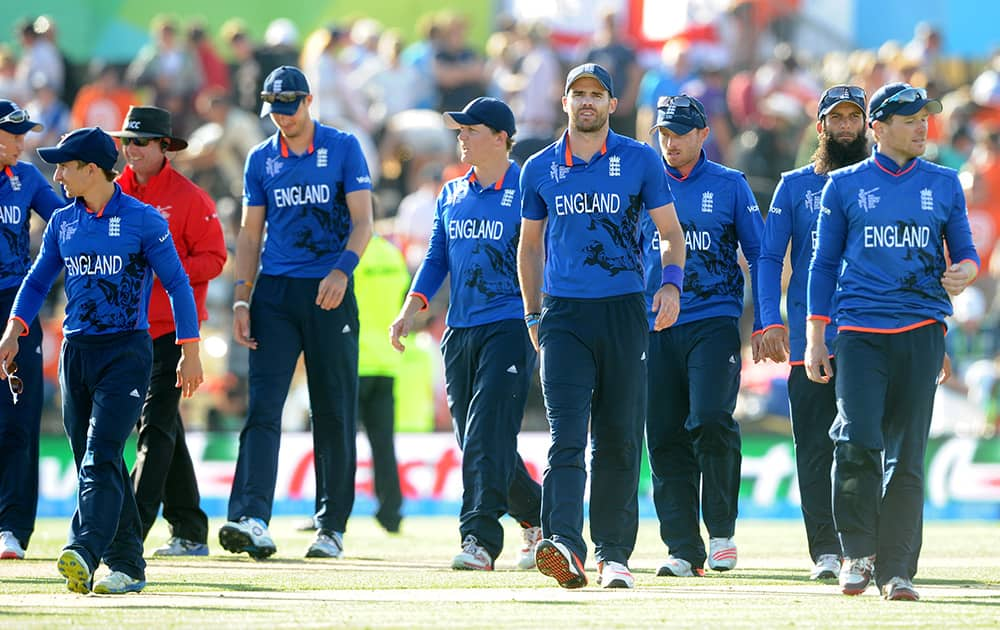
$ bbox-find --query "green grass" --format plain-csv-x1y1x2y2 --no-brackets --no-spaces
1,517,998,628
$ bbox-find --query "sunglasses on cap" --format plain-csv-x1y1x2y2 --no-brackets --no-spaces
871,87,929,118
260,90,308,103
121,137,161,147
821,84,866,104
656,95,707,127
0,109,29,126
3,360,21,405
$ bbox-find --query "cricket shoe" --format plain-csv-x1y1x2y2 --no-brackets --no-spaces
94,571,146,594
57,548,92,594
597,561,634,589
810,554,841,580
219,517,277,559
708,537,737,571
656,556,704,577
0,531,25,559
881,576,919,601
839,555,875,595
451,535,493,571
517,526,543,570
306,531,344,558
534,539,587,589
152,537,209,557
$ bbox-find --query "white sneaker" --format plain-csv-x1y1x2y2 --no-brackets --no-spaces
152,537,209,557
0,531,25,560
305,531,344,558
218,517,277,559
534,539,587,589
656,555,704,577
881,576,919,601
810,554,841,580
597,561,634,589
517,526,542,570
94,571,146,594
708,537,737,571
451,535,493,571
57,548,92,594
840,555,875,595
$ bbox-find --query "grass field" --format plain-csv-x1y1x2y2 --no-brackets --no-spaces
1,517,998,628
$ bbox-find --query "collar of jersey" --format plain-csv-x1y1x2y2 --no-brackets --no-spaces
558,129,614,167
3,165,14,180
466,160,516,191
122,158,172,193
274,121,317,158
664,149,707,182
872,147,919,177
77,182,122,219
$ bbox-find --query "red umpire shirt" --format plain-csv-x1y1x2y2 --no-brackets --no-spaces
117,160,226,339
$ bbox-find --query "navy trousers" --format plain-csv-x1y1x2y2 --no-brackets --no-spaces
0,289,42,550
61,331,151,580
830,325,944,586
787,363,840,562
646,316,742,568
228,275,359,534
442,319,541,561
539,293,648,567
131,333,209,543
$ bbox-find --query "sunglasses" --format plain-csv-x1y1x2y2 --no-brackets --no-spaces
656,95,707,127
121,137,161,147
871,87,928,118
0,109,29,126
3,360,21,405
260,90,308,104
821,84,866,104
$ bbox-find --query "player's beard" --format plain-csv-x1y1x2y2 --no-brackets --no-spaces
812,130,869,175
571,108,609,133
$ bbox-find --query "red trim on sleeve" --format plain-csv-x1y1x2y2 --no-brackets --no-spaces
760,324,786,334
11,316,30,337
174,337,201,345
410,292,430,311
807,315,831,324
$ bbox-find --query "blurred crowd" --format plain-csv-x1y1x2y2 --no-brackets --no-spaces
3,7,999,436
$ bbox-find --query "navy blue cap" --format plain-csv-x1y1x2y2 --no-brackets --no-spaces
654,94,707,135
868,82,942,124
0,99,43,135
260,65,311,117
817,84,866,120
443,97,516,137
37,127,118,171
565,63,615,98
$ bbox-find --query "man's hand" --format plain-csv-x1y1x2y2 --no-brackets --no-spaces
804,340,833,383
316,269,348,310
175,343,204,398
651,284,680,331
0,319,26,376
760,326,790,363
389,312,414,352
941,262,976,297
937,352,952,385
232,304,257,349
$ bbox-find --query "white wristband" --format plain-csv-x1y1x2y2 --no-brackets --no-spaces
232,300,251,312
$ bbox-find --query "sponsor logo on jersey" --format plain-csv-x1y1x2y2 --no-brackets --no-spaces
108,216,121,237
549,162,570,183
609,155,621,177
701,191,714,213
316,148,328,168
858,187,880,212
501,189,515,207
59,220,78,243
265,155,283,177
921,188,934,211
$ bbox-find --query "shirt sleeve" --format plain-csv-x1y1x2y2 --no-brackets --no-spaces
943,173,981,270
519,159,548,221
243,150,266,207
11,216,64,330
180,188,227,284
641,147,674,210
758,176,794,328
142,209,200,342
409,192,449,300
28,168,65,221
808,177,847,321
341,134,373,194
734,175,763,331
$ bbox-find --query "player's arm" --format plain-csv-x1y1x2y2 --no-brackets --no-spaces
317,188,373,310
940,176,980,296
517,216,546,351
805,179,846,383
391,200,448,352
758,178,794,363
648,201,685,331
232,203,265,349
181,190,227,284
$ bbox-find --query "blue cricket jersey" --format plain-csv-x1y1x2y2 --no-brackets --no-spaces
11,184,200,341
410,162,524,327
243,121,372,278
808,150,980,332
521,130,674,298
758,163,836,363
641,151,763,331
0,162,63,291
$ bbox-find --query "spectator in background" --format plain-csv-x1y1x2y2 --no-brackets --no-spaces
356,30,430,138
256,18,301,79
582,9,642,139
501,22,561,164
70,62,137,132
394,163,442,269
220,19,263,116
637,40,695,147
188,22,230,97
126,15,202,136
432,13,486,113
401,13,443,110
0,46,24,105
23,75,70,179
14,17,64,98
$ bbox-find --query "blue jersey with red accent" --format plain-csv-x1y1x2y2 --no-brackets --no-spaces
640,151,763,330
243,121,372,278
0,162,63,291
759,163,836,363
11,184,200,340
410,162,524,327
809,150,980,331
520,130,673,298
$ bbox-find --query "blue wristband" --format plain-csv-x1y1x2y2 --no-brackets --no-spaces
334,250,360,277
660,264,683,293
